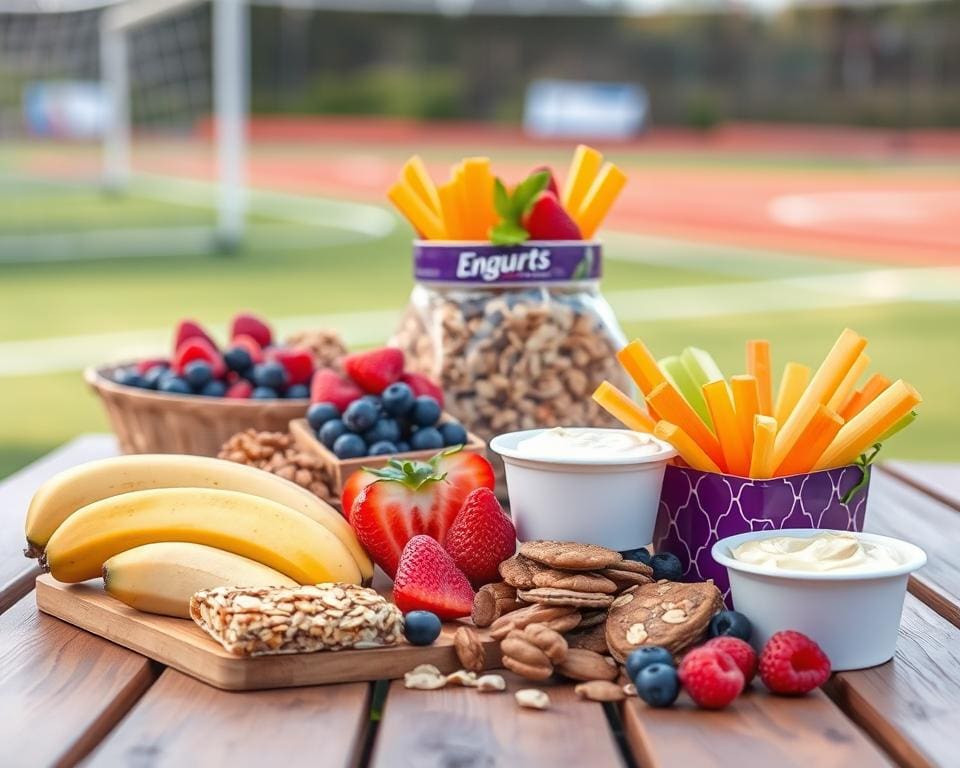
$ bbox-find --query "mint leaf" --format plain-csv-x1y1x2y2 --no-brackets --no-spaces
490,220,529,245
493,178,512,220
510,170,550,218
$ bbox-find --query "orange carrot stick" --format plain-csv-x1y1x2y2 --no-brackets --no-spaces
746,340,773,416
592,381,655,433
840,372,891,421
437,180,465,240
562,144,603,216
401,155,441,215
462,157,496,239
616,340,666,395
774,405,844,477
827,352,870,413
654,421,722,474
387,181,446,240
647,382,725,471
703,380,751,477
731,375,760,458
749,415,778,479
576,163,627,239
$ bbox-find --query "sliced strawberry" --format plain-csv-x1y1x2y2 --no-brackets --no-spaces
230,333,265,365
341,470,378,524
135,357,169,375
393,535,474,620
230,312,273,348
225,380,253,399
310,368,363,412
444,487,516,587
269,346,315,386
522,190,582,240
349,449,494,577
174,319,218,354
343,347,404,394
173,337,226,378
399,371,445,408
531,165,560,197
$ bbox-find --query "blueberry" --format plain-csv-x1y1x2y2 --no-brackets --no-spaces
708,610,753,642
333,433,367,459
410,426,443,451
286,384,309,399
364,418,401,445
410,396,442,427
381,382,415,417
343,399,378,433
438,420,468,447
115,368,147,388
158,376,191,395
403,610,441,646
252,361,287,390
142,365,167,389
319,418,348,448
307,402,340,430
635,663,680,708
626,646,674,680
651,551,684,582
359,394,384,413
224,346,253,373
251,386,279,400
369,440,398,456
621,547,652,566
183,360,214,388
396,441,411,453
199,380,227,397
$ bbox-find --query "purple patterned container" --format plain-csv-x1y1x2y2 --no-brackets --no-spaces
653,464,870,602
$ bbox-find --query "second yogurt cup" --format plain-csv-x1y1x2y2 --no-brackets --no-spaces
490,427,676,550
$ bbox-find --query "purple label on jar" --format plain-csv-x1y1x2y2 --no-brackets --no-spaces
413,241,602,284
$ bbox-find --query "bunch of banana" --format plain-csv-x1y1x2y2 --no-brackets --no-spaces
25,454,375,617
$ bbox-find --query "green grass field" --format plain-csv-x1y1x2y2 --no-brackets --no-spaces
0,173,956,480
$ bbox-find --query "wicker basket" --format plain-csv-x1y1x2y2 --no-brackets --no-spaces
86,365,308,456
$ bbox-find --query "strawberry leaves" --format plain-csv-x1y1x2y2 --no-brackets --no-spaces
489,170,550,245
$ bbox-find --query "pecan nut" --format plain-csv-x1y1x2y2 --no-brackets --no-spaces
453,626,485,673
555,648,619,682
500,623,569,681
472,581,523,628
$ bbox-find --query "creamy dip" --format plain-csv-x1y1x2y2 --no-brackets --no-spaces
731,532,902,574
515,427,664,461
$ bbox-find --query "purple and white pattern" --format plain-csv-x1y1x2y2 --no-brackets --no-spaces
653,464,869,602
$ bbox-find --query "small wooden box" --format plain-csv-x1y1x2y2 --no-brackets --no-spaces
289,418,488,501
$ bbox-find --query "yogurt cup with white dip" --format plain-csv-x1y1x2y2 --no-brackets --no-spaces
490,427,676,550
712,529,927,670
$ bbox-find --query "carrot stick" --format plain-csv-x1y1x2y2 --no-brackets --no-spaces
774,362,810,425
749,415,778,479
731,375,760,459
746,340,773,416
827,352,870,413
576,163,627,239
401,155,441,216
592,381,655,433
703,380,750,477
654,421,722,474
840,372,891,420
562,144,603,217
774,405,844,477
437,180,465,240
647,382,725,471
616,340,666,395
462,157,496,239
387,181,446,240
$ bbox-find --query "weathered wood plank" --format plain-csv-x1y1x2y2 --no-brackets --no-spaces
371,672,625,768
882,461,960,513
622,687,890,768
829,594,960,768
0,435,117,614
0,592,155,768
85,670,371,767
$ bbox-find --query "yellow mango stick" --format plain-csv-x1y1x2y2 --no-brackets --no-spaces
749,415,778,479
772,329,867,469
731,375,760,458
562,144,603,216
387,181,446,240
775,405,844,477
654,421,722,474
462,157,496,240
746,340,773,416
576,163,627,239
437,180,466,240
827,352,870,413
703,380,751,477
774,362,811,425
647,382,725,471
592,381,655,433
840,372,891,420
814,380,922,470
401,155,441,216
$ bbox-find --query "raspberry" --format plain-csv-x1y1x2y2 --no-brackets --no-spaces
705,636,758,685
678,646,744,709
759,630,831,695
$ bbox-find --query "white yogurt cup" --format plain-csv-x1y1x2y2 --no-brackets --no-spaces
490,428,677,550
712,529,927,671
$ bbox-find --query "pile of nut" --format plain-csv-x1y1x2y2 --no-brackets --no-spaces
283,328,348,371
390,287,629,441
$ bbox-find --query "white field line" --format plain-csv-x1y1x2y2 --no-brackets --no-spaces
2,266,958,378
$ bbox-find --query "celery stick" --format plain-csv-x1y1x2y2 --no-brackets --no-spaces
877,411,917,444
660,355,713,429
680,347,726,391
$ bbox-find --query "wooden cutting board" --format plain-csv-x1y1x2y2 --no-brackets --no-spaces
35,574,501,691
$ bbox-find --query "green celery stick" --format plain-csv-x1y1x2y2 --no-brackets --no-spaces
660,355,713,429
680,346,727,396
877,411,917,444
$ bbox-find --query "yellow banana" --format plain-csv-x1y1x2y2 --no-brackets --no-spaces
44,487,362,585
24,453,372,581
103,542,298,618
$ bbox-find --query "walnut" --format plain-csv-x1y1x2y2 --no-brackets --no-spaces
500,622,568,681
453,626,485,673
283,329,347,370
218,429,334,502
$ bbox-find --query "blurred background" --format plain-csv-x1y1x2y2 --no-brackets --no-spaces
0,0,958,478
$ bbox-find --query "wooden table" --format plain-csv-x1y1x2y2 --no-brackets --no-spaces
2,436,959,768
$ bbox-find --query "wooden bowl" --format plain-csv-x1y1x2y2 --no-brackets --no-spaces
86,365,308,456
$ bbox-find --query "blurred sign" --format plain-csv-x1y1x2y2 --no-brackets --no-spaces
23,81,106,139
524,79,648,140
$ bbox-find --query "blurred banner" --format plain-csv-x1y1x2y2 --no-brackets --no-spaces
524,79,649,140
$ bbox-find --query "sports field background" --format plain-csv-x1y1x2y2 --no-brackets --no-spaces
1,120,958,479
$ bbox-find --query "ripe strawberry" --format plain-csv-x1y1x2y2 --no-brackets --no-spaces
444,488,516,587
135,357,169,375
174,319,217,353
230,312,273,348
231,333,265,365
310,369,363,412
349,449,495,577
399,371,445,408
759,630,831,695
225,380,253,399
343,347,405,394
341,470,377,525
705,636,758,686
393,535,474,620
678,646,745,709
173,338,226,378
269,347,315,386
522,190,582,240
531,165,560,197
